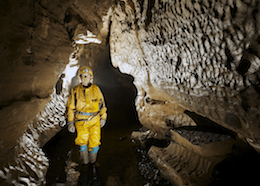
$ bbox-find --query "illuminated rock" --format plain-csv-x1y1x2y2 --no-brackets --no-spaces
1,0,260,185
110,0,260,185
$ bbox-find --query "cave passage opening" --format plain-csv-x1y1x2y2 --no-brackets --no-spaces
184,110,237,137
43,43,146,186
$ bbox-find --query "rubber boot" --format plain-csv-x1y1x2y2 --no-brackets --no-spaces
78,164,89,186
88,163,100,186
89,152,98,184
92,163,99,186
78,150,90,185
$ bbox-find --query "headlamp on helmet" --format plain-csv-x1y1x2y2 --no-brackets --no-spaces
78,66,93,76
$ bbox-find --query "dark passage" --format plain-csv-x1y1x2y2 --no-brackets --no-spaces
212,141,260,186
43,46,144,185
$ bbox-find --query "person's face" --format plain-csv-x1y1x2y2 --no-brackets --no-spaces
81,73,92,86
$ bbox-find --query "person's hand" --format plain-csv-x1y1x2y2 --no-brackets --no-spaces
67,121,75,133
100,119,106,128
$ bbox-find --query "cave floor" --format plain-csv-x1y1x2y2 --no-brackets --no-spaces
44,120,145,186
43,116,260,186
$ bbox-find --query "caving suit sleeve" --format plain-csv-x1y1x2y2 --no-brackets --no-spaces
67,88,76,123
97,86,107,120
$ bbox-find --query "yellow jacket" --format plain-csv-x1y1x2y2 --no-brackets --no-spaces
67,84,107,123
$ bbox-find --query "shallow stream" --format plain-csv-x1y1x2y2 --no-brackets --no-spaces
43,117,172,186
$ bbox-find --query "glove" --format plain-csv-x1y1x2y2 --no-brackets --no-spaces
100,119,106,128
67,121,75,133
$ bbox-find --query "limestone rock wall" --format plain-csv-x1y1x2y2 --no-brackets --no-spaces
110,0,260,142
0,0,111,185
110,0,260,185
0,0,71,107
110,0,260,149
0,0,112,108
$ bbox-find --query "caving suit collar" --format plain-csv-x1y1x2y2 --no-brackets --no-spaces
82,83,92,89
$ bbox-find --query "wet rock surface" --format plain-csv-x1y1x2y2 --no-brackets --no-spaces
0,93,66,185
175,129,232,145
110,0,260,185
136,147,171,186
1,0,260,185
132,129,260,186
110,0,260,148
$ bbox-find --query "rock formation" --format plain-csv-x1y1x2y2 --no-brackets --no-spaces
110,0,260,185
0,0,260,185
0,0,111,185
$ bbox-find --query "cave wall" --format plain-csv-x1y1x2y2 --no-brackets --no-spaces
0,0,71,106
1,0,260,185
109,0,260,185
110,0,260,147
0,0,112,185
0,0,112,108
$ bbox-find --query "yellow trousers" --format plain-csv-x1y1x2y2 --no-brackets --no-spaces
75,115,101,150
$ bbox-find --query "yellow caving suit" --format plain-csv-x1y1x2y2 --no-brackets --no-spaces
67,84,107,149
